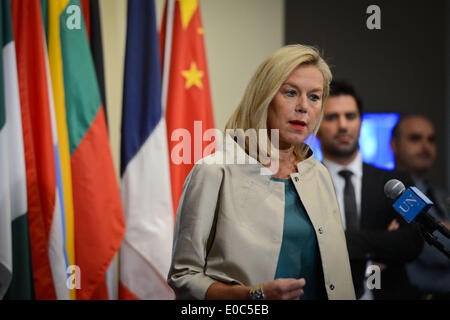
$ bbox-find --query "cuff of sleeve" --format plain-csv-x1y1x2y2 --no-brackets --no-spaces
169,272,217,300
191,274,217,300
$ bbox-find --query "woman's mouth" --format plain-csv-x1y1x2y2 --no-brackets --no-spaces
288,120,307,131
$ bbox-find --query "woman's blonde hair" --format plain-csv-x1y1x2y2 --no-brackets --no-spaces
225,44,332,161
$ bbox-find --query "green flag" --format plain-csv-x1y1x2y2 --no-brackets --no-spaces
0,0,33,299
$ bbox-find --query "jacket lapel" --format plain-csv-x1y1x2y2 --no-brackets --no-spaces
360,163,371,229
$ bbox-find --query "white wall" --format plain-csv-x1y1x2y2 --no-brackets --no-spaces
99,0,127,178
196,0,284,131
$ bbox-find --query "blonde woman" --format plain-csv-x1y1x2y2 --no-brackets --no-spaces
167,45,355,300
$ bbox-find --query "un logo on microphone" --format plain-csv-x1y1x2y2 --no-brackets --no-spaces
393,187,432,223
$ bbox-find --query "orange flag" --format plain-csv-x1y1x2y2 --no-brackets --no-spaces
161,0,216,216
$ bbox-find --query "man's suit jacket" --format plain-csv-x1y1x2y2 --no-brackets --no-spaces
345,163,424,299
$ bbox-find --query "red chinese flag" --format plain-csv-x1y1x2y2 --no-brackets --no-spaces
161,0,216,216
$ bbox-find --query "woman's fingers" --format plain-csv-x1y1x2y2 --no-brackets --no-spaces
263,278,306,300
287,288,304,300
286,279,305,300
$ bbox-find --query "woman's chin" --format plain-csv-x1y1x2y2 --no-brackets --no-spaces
277,138,305,150
284,133,310,146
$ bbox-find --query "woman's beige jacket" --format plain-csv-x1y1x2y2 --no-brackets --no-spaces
168,134,355,300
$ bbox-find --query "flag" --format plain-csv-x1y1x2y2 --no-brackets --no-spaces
88,0,107,128
79,0,115,298
11,0,70,299
0,0,32,299
48,0,125,300
79,0,90,37
47,0,76,300
119,0,174,300
161,0,216,216
41,0,48,40
79,0,108,128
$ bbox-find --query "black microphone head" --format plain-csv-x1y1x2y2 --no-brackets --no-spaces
384,179,405,200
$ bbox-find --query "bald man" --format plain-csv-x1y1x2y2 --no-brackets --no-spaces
391,115,450,300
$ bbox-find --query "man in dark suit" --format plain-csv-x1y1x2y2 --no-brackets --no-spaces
317,81,424,299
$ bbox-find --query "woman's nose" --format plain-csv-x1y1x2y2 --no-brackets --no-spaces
295,95,308,113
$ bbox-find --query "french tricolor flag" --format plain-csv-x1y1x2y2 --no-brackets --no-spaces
119,0,175,300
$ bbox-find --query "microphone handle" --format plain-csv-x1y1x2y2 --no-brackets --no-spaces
437,221,450,239
438,221,450,239
419,211,450,239
420,228,450,259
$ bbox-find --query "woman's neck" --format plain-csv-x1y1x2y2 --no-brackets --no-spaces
270,146,298,179
278,146,296,162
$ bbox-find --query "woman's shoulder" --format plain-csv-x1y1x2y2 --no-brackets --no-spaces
179,154,227,195
314,159,331,175
190,153,226,179
298,156,336,190
297,153,329,176
195,148,261,173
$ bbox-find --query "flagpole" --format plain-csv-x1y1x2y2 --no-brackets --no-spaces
161,0,175,116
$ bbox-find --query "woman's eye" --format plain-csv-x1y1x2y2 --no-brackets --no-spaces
309,94,320,102
285,89,297,97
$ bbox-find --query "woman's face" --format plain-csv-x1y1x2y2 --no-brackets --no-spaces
267,64,324,150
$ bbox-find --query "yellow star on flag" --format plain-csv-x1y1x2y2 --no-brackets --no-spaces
182,62,204,89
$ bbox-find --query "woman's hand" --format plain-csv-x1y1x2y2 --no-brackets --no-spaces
262,278,306,300
205,278,306,300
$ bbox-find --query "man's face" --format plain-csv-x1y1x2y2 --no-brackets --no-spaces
317,94,361,159
391,117,436,176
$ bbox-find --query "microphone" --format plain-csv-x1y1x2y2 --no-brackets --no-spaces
384,179,450,259
384,179,450,237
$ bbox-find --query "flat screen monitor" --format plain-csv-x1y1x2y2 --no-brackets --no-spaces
307,113,400,170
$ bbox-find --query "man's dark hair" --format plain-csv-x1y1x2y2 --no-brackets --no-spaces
391,115,406,141
391,114,433,141
329,80,364,115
